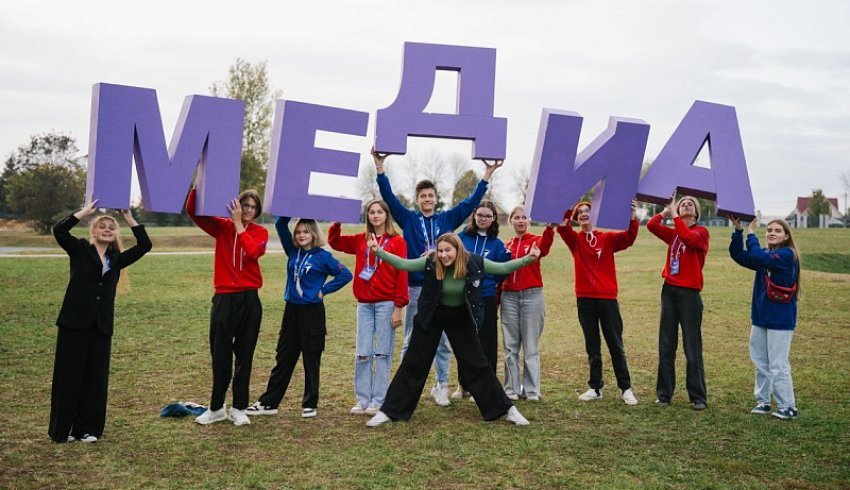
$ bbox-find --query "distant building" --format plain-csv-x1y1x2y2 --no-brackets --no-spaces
786,196,844,228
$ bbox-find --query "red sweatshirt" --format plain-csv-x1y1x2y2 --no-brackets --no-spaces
646,214,709,291
327,223,409,307
186,188,268,294
501,226,555,291
558,219,638,299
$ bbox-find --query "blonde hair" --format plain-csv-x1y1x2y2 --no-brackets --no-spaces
293,219,326,248
767,219,802,300
432,233,468,280
88,214,130,293
364,200,399,237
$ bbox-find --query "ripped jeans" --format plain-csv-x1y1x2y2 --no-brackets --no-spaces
355,301,396,408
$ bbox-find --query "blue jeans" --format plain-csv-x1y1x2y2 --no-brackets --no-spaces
402,286,450,385
749,325,796,409
355,301,396,407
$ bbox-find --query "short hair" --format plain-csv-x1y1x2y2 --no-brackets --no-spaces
415,180,437,198
293,219,326,248
676,196,700,221
239,189,263,219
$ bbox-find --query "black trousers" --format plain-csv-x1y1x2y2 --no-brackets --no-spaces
458,296,498,390
258,302,325,410
577,297,632,391
656,283,707,404
381,305,512,421
48,326,111,442
209,290,262,410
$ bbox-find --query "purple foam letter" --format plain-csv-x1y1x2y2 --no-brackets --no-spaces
375,42,507,160
526,109,650,230
636,100,755,220
264,100,368,222
86,83,244,216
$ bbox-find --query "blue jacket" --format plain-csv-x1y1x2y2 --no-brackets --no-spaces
276,217,352,305
729,229,798,330
459,229,510,297
377,173,488,286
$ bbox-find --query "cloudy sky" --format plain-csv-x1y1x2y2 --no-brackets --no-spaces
1,0,848,216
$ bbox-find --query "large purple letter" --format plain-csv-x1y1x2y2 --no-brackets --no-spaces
264,100,368,222
375,42,507,160
636,100,755,219
526,109,650,230
86,83,244,216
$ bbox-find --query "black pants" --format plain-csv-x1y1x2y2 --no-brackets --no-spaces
258,302,325,410
381,305,512,421
48,326,111,442
458,296,498,390
209,290,262,410
656,283,707,404
577,297,632,391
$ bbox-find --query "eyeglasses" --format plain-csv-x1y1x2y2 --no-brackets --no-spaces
474,213,495,220
241,203,258,210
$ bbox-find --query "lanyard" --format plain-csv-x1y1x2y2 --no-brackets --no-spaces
473,235,488,256
294,249,313,281
365,235,390,268
670,236,685,261
419,216,439,251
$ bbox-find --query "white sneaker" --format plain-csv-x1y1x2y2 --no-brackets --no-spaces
365,404,381,416
350,403,366,415
506,392,519,401
79,433,98,443
578,388,603,401
505,406,530,426
230,408,251,426
366,411,391,427
621,388,638,406
451,387,469,400
302,408,317,418
195,406,228,425
526,395,541,402
66,435,76,442
430,383,451,407
245,401,278,416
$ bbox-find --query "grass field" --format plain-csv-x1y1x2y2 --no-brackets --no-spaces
1,224,848,489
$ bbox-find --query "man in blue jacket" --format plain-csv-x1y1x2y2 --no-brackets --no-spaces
371,146,503,407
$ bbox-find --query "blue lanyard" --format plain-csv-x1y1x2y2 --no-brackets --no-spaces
473,235,488,256
670,236,685,261
365,236,390,268
294,249,313,280
419,216,439,251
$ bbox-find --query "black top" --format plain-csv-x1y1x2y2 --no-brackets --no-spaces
53,215,152,335
415,254,485,332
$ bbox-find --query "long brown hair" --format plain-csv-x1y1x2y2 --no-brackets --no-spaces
89,214,130,293
767,219,802,299
464,201,499,237
364,200,399,237
432,233,469,280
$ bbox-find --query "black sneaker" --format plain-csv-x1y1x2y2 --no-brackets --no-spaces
772,407,799,420
750,403,771,415
654,399,670,407
692,401,707,411
245,401,278,416
79,433,98,443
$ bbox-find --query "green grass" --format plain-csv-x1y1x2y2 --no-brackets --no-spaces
1,225,849,489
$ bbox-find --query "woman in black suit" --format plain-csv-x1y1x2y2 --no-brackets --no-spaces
49,200,152,443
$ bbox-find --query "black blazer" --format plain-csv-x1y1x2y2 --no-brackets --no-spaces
53,215,152,336
414,254,485,332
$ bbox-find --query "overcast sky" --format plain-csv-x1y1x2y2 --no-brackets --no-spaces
1,0,849,216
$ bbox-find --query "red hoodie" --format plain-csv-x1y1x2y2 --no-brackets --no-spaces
186,188,268,294
646,214,709,291
501,226,555,291
558,218,638,299
328,223,409,307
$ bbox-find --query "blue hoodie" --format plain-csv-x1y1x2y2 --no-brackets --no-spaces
459,229,510,297
729,229,798,330
377,173,488,286
276,217,352,305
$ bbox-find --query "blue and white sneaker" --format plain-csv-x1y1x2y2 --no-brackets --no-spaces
772,407,799,420
750,402,771,415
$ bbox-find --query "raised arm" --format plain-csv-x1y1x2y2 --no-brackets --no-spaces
275,216,297,256
238,225,268,259
673,217,709,251
442,178,488,230
539,225,556,257
483,254,536,275
376,174,414,228
186,188,224,237
556,208,578,250
327,222,359,255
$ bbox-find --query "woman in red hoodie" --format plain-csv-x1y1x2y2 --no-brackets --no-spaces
647,195,710,410
328,200,408,416
186,187,269,426
500,205,555,401
558,200,639,405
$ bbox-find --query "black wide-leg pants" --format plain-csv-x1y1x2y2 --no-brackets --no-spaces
656,283,707,404
458,296,498,390
577,297,632,391
209,290,262,411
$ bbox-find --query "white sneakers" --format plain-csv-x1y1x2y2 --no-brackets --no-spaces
195,406,228,425
366,411,391,427
302,408,317,418
365,404,381,416
578,388,603,401
230,408,251,426
430,383,450,407
505,406,530,426
451,387,470,400
245,401,278,416
350,404,366,415
621,388,639,406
